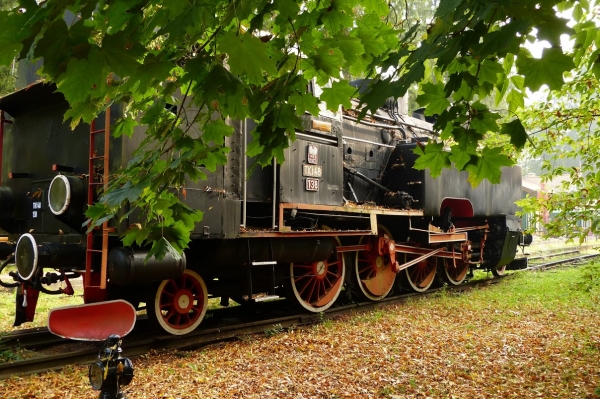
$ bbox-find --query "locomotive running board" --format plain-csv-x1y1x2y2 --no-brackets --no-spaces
48,300,136,341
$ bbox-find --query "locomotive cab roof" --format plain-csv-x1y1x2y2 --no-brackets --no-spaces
0,81,63,118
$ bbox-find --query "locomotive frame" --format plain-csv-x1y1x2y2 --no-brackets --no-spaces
0,80,530,338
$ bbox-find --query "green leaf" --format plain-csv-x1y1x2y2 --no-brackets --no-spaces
113,117,137,138
412,142,451,178
506,89,524,113
101,31,144,77
320,4,354,34
103,180,149,207
55,58,98,104
362,0,389,17
218,31,277,85
325,36,364,69
146,237,181,262
202,119,234,144
469,102,500,134
0,10,29,64
473,19,530,58
450,127,480,170
320,80,356,111
465,147,514,186
500,119,528,149
516,47,575,91
510,75,524,89
303,46,346,85
353,24,386,58
288,92,320,116
105,0,146,34
274,103,302,135
535,10,574,46
477,60,504,85
416,82,450,116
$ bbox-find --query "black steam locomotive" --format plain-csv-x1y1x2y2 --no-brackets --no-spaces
0,79,530,337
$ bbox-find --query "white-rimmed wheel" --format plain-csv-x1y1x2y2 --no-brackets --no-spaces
352,226,397,301
289,237,345,312
491,263,507,277
402,252,437,292
147,269,208,335
439,257,469,285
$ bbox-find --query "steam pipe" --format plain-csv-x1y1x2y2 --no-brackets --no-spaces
343,164,391,193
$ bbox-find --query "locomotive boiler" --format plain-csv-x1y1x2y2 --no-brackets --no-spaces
0,79,530,337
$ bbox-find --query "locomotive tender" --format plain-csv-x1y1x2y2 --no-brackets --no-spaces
0,79,530,337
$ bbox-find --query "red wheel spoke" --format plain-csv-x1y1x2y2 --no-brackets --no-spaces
297,278,313,296
358,264,374,274
326,270,339,278
305,278,317,302
294,269,315,279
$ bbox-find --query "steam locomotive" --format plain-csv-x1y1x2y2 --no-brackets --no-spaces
0,78,531,338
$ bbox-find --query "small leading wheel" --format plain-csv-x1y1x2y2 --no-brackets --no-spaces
147,269,208,335
439,257,469,286
289,237,345,312
353,226,397,301
491,264,507,277
402,253,437,292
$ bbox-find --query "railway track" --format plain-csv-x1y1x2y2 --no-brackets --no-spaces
1,252,598,379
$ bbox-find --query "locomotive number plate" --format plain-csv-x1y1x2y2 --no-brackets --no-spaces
302,164,322,178
305,178,319,191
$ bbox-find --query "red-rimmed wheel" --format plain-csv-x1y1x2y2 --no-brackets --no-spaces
147,269,208,335
491,264,507,277
353,226,396,301
289,237,345,312
439,257,469,285
402,253,437,292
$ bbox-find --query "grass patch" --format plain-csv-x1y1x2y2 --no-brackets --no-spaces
0,285,82,333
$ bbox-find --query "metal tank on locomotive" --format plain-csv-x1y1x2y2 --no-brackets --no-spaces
0,76,531,337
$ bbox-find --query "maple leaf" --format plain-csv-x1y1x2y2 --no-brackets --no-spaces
218,31,277,86
288,92,320,117
500,119,528,149
465,146,514,186
320,80,356,111
112,117,137,138
417,82,450,116
450,127,480,170
516,47,575,92
202,119,234,145
412,142,451,178
506,89,524,113
469,102,500,134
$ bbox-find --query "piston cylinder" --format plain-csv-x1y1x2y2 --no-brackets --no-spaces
107,247,187,285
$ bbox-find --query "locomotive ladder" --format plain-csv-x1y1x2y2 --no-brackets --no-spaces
85,108,112,294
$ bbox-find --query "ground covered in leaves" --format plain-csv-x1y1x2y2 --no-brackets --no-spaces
1,264,599,398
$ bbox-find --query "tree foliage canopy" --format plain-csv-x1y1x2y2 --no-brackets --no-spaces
0,0,599,253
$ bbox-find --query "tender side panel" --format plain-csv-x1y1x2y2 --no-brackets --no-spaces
390,143,521,217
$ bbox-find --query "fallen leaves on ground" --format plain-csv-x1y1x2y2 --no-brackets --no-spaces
1,271,599,398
